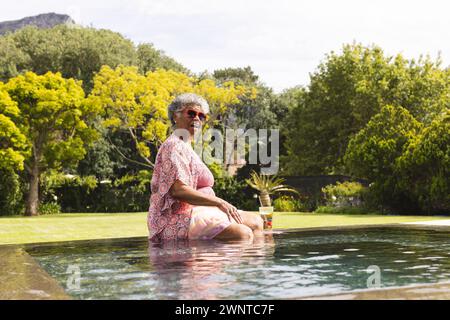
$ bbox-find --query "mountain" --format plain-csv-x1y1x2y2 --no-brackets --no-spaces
0,12,76,35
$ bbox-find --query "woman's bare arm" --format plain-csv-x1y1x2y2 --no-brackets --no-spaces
169,180,220,206
169,180,243,223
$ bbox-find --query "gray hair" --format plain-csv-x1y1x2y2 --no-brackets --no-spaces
168,93,210,125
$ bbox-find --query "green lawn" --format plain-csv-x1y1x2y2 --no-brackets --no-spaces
0,212,448,245
273,212,448,229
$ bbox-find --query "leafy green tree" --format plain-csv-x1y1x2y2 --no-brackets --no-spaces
1,25,137,91
4,71,99,216
284,44,389,174
344,105,423,211
398,109,450,213
76,119,123,180
276,86,307,172
212,66,274,129
0,83,27,216
212,67,302,175
137,43,189,75
0,82,27,171
0,26,191,92
283,43,449,175
213,66,260,86
89,65,249,169
0,36,28,81
277,86,307,115
0,168,23,216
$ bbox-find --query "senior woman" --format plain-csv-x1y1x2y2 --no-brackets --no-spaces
148,93,264,242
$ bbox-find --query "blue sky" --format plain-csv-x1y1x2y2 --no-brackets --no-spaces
2,0,449,92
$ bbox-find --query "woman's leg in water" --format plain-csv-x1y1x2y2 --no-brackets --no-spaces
239,211,264,237
214,211,264,240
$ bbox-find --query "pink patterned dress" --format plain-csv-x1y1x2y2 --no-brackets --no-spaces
147,133,234,242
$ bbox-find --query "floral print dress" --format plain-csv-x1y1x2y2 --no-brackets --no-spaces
147,133,232,242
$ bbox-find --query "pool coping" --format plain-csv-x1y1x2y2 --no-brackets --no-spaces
0,246,71,300
296,280,450,300
273,222,450,235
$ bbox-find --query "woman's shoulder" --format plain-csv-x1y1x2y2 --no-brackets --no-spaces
158,134,192,156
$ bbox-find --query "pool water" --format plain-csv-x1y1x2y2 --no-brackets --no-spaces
25,226,450,299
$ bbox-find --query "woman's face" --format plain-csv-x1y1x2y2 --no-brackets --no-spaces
174,104,207,136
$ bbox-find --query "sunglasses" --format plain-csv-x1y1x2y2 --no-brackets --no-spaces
183,109,207,122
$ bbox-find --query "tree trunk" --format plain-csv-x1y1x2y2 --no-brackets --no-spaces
259,192,272,207
25,164,40,216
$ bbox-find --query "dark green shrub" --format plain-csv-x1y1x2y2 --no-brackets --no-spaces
273,195,311,212
314,205,381,215
214,176,258,211
321,181,365,208
38,202,61,215
0,169,24,216
273,196,295,212
42,170,152,213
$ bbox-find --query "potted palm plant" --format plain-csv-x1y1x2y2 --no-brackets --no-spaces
246,171,299,229
245,170,299,207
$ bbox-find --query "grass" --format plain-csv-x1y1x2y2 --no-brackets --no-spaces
0,212,448,245
273,212,448,229
0,213,148,245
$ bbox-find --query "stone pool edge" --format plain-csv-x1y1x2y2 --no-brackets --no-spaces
272,221,450,234
297,280,450,300
0,246,71,300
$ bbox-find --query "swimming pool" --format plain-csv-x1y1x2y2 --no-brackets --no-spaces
25,225,450,299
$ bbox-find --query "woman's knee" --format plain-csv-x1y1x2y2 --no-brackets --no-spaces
253,214,264,230
215,224,253,240
242,212,264,231
238,224,254,240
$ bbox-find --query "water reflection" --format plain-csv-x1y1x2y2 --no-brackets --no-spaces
147,234,275,299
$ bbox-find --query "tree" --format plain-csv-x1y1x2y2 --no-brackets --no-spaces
212,66,303,175
283,43,449,175
4,71,99,216
213,66,259,86
1,25,137,91
212,66,275,130
76,119,123,180
344,105,423,211
0,82,27,171
0,36,28,81
0,83,27,216
275,86,307,173
0,25,190,93
137,43,189,75
398,109,450,213
89,65,250,169
0,168,23,216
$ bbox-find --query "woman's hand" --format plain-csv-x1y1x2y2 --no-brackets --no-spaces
215,198,244,224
